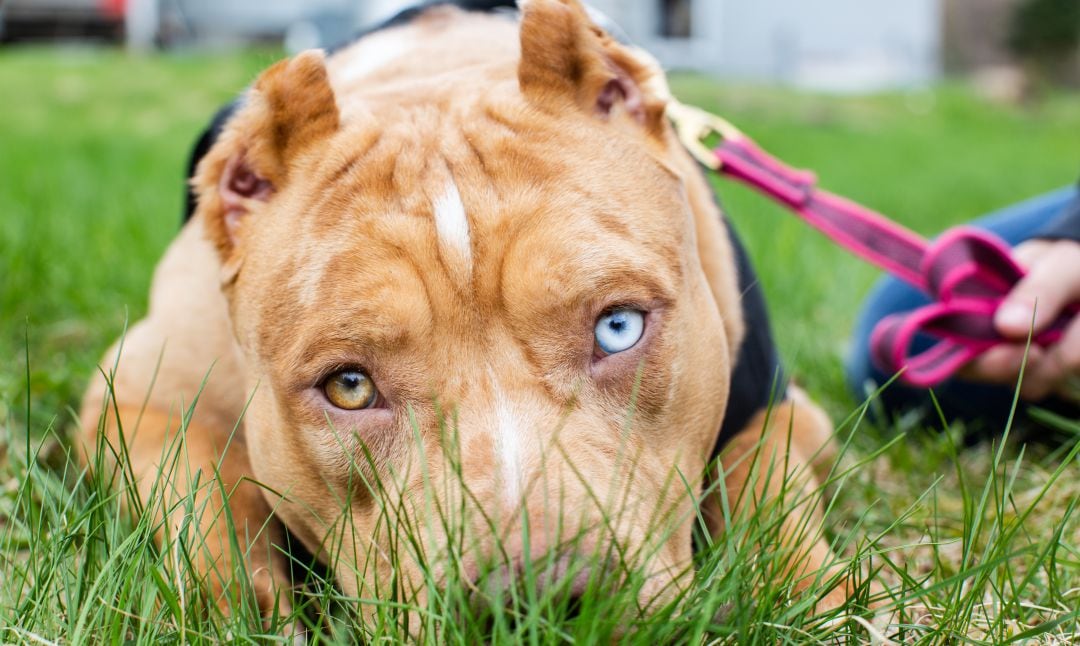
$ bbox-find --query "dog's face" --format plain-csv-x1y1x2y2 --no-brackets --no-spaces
194,2,734,610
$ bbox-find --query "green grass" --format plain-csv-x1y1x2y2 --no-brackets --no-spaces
2,47,1079,643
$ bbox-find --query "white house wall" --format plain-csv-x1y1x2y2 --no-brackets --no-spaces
714,0,941,90
288,0,941,92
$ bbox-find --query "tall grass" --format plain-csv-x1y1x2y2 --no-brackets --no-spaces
2,346,1077,643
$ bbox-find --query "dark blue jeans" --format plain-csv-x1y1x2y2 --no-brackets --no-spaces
846,187,1079,431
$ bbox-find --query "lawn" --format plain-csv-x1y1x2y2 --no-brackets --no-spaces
1,47,1078,643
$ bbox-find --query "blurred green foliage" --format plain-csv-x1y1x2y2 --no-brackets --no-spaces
1009,0,1080,84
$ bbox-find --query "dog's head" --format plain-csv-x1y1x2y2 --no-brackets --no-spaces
193,0,740,615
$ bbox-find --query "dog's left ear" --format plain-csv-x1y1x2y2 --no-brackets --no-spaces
517,0,667,136
192,50,340,283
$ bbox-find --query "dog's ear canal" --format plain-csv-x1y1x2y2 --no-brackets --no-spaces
193,49,340,282
517,0,666,135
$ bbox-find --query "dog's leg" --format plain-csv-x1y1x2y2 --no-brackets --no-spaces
78,221,291,619
703,387,851,611
81,399,292,617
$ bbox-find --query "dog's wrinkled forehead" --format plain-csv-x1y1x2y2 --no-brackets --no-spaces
196,1,688,344
266,98,685,326
279,17,669,265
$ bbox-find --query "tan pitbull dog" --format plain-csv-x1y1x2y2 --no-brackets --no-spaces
81,0,850,621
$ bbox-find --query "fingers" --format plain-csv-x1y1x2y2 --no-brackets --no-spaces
1018,355,1060,401
1045,315,1080,402
995,240,1080,339
1009,239,1052,268
963,317,1080,402
960,343,1043,385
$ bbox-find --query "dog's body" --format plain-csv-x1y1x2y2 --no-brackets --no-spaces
81,0,850,621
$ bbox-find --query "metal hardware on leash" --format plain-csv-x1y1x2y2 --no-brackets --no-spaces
666,101,742,170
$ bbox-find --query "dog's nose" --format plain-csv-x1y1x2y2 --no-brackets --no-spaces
471,553,607,624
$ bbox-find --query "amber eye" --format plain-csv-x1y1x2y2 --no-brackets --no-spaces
322,369,378,410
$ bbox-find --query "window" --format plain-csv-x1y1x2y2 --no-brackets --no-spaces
659,0,692,38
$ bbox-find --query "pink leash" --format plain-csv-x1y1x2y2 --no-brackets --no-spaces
668,102,1078,388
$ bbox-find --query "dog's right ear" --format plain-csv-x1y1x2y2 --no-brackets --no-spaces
192,50,340,283
517,0,668,138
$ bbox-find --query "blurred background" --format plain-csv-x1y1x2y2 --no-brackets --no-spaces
1,0,1079,95
1,0,1078,428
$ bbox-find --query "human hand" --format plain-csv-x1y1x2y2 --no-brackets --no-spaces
962,238,1080,401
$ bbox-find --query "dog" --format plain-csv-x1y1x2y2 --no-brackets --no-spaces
80,0,854,625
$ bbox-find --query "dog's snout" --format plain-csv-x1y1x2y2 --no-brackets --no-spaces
471,553,611,623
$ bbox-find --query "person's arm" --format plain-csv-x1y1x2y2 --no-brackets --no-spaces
1032,182,1080,242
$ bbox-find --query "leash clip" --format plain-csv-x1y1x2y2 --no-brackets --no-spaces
666,101,743,170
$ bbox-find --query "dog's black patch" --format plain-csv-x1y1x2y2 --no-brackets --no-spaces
714,219,787,458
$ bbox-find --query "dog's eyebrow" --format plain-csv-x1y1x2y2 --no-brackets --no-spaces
283,322,416,383
499,221,681,306
276,286,432,375
505,263,677,320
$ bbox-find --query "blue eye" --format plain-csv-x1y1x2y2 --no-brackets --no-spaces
594,308,645,355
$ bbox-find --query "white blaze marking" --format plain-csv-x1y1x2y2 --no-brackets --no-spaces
493,384,524,505
433,180,472,269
